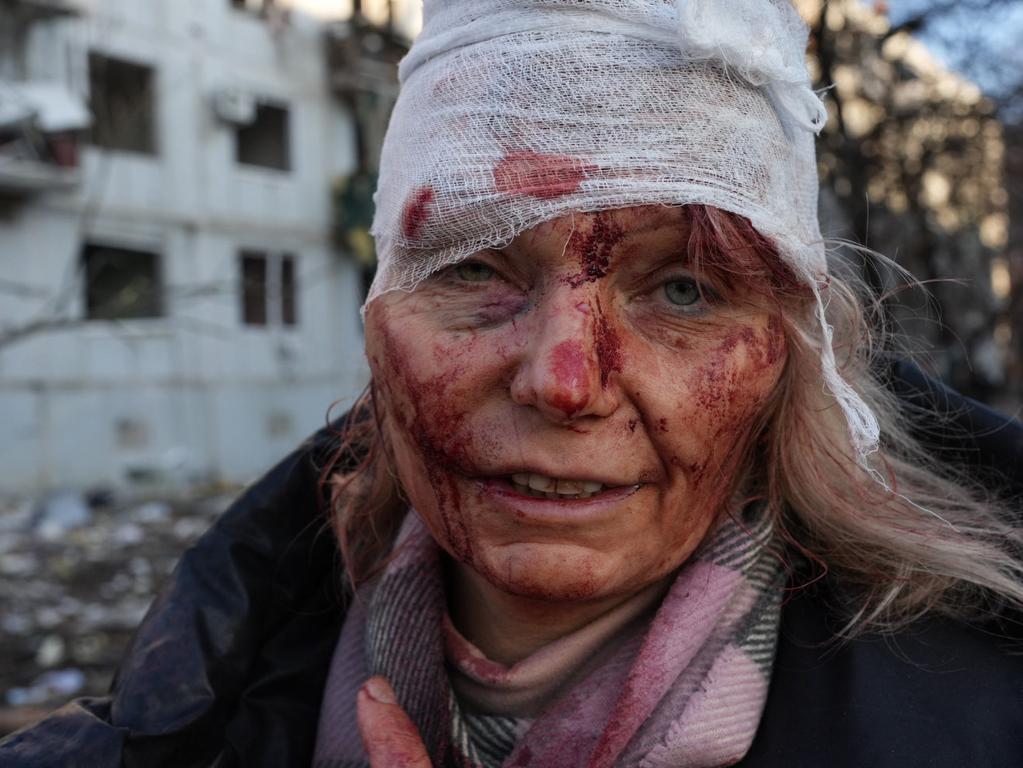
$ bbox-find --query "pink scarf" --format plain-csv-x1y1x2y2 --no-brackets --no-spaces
313,506,784,767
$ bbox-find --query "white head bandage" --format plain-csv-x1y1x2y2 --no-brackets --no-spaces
366,0,880,460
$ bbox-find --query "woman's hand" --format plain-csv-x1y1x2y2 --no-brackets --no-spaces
357,676,432,768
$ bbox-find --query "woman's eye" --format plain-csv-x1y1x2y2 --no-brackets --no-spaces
453,261,496,283
663,278,703,308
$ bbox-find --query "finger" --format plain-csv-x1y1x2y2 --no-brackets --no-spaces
357,676,433,768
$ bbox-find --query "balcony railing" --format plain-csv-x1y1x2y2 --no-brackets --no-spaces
0,153,80,194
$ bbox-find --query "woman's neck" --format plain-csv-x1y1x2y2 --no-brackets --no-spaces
446,558,646,666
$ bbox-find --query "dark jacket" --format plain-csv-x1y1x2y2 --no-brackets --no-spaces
2,361,1021,767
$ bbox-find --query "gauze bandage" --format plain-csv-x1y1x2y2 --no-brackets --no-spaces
366,0,880,460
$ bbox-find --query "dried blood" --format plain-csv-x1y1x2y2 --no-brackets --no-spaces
593,300,623,388
565,212,624,287
548,340,589,417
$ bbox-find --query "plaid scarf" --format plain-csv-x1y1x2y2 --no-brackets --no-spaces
313,505,785,768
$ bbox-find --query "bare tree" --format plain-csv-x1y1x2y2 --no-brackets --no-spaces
807,0,1019,402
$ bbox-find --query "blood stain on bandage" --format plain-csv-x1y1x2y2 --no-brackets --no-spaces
493,150,592,199
401,185,435,239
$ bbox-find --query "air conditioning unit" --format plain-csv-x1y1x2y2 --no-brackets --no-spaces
212,89,257,126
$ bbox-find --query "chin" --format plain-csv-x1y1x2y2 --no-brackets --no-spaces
474,541,625,602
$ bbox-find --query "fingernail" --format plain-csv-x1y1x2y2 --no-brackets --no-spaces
362,677,397,705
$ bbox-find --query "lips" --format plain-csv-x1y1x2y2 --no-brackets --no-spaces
478,476,642,525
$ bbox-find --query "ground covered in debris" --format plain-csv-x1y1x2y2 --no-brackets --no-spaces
0,489,237,736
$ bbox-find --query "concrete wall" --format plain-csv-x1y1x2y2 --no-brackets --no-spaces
0,0,369,493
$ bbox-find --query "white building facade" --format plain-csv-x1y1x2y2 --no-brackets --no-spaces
0,0,370,494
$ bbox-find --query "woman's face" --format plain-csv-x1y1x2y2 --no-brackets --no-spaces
365,206,787,603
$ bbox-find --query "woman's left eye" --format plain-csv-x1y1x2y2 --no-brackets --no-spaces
453,260,496,283
662,277,704,309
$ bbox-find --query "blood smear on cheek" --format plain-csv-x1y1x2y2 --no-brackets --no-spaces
376,321,476,562
594,307,624,388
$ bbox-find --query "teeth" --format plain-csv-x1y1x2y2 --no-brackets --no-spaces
528,474,556,492
555,479,584,495
510,472,605,499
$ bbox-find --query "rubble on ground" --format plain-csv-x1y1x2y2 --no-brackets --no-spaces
0,489,238,735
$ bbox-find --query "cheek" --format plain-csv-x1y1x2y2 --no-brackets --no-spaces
650,317,786,483
366,307,516,563
690,318,785,426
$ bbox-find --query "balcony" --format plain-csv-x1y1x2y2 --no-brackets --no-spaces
0,80,89,195
326,14,406,101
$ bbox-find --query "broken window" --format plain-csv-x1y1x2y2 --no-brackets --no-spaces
82,243,162,320
236,101,290,171
88,52,157,155
239,250,298,327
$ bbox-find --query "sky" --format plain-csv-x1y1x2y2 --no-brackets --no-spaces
886,0,1023,107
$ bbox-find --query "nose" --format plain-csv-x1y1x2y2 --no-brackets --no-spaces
509,289,619,422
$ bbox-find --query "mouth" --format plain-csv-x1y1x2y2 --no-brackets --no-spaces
508,472,607,500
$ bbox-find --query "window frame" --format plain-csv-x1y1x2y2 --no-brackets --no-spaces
234,99,292,173
87,51,158,156
81,241,164,321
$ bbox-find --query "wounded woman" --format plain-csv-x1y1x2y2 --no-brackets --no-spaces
4,1,1023,766
316,1,1023,765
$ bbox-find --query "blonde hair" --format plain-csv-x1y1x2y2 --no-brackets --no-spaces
326,205,1023,636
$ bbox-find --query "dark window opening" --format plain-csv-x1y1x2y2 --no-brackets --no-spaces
280,254,297,326
236,102,290,171
82,243,162,320
88,52,156,155
241,251,268,326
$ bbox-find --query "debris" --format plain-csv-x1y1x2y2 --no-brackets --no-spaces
0,489,233,729
35,635,65,668
132,501,171,524
33,491,91,540
112,523,144,546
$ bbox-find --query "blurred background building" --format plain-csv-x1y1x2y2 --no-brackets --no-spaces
0,0,416,495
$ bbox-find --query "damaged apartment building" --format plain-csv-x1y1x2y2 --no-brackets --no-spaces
0,0,409,493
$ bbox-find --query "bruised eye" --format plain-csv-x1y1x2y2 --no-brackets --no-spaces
453,260,496,283
664,278,702,307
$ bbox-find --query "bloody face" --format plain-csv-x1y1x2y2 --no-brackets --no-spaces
364,205,788,604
